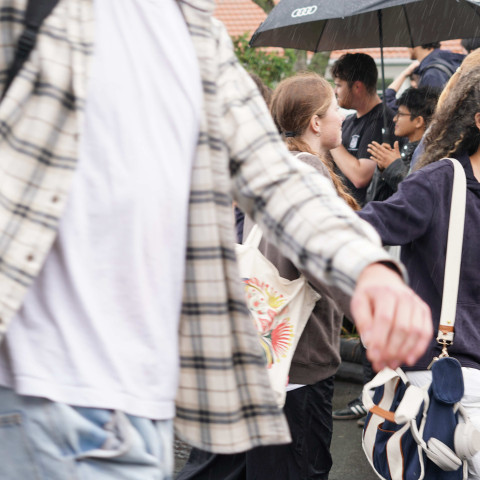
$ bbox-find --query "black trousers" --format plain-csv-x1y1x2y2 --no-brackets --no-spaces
176,376,335,480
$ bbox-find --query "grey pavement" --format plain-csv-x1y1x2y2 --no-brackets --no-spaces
329,379,378,480
174,378,378,479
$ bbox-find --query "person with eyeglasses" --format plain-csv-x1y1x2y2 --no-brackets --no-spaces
365,87,440,202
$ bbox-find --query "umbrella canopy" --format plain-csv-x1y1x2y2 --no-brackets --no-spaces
250,0,480,143
250,0,480,51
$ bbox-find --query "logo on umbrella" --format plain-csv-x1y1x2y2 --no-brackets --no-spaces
291,6,317,18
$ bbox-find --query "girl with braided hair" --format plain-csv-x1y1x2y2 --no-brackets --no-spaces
359,66,480,478
270,72,358,210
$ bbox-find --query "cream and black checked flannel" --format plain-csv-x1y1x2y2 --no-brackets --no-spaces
0,0,395,453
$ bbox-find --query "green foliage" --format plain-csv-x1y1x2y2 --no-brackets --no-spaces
340,325,359,338
233,34,331,88
340,317,359,338
232,33,297,88
252,0,275,13
308,52,330,76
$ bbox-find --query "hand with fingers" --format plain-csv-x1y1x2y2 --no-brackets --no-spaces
368,141,401,170
350,263,433,372
404,60,420,77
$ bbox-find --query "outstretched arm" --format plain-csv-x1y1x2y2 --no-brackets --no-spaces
216,21,432,370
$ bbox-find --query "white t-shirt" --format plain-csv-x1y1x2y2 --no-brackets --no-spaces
0,0,202,420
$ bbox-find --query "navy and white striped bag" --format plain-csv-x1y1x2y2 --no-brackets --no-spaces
362,357,480,480
362,159,480,480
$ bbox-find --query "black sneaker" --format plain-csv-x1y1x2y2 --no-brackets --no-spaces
332,397,367,420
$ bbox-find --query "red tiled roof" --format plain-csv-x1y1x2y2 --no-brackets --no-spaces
331,40,463,60
214,0,267,37
331,47,410,60
442,39,464,54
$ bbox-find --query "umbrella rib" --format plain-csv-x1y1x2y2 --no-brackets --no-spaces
313,19,328,53
401,6,414,48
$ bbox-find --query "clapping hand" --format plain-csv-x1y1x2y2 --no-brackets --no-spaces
368,141,401,170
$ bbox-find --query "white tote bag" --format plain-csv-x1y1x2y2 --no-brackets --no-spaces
236,225,320,407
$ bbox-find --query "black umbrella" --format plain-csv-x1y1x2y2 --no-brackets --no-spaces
250,0,480,141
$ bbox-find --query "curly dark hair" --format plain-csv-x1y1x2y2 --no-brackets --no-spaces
416,66,480,170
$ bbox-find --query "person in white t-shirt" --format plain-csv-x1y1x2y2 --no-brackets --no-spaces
0,1,432,479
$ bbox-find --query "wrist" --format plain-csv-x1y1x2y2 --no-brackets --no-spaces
359,262,405,286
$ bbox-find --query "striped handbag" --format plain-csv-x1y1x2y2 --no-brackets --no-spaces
361,158,480,480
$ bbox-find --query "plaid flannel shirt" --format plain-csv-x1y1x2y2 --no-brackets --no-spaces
0,0,395,453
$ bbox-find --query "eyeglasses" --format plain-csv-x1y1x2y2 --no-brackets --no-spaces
394,112,413,118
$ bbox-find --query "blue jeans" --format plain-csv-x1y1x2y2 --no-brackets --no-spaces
0,386,173,479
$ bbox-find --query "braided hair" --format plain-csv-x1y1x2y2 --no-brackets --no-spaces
270,72,359,210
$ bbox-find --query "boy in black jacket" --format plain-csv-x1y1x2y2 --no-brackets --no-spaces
366,87,440,200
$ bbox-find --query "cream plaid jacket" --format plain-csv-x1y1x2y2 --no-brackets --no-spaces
0,0,393,453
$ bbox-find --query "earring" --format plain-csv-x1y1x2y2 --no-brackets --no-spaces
316,132,321,137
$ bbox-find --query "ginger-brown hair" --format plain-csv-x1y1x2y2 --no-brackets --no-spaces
270,72,359,210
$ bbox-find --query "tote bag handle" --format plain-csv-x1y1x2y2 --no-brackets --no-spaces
243,224,263,249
